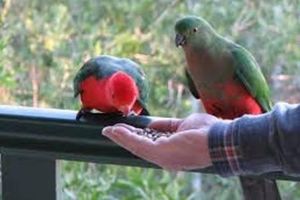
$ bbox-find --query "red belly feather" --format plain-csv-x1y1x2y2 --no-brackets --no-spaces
201,81,263,119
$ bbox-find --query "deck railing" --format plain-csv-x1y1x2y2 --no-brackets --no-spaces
0,105,298,199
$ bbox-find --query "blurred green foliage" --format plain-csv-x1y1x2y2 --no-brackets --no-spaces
0,0,299,199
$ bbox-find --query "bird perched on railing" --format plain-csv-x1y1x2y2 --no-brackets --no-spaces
73,55,149,120
175,16,280,199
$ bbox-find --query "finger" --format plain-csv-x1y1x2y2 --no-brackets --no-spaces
102,125,160,162
148,118,182,132
113,123,138,131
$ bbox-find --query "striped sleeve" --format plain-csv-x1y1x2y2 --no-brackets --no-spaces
207,103,297,176
208,120,242,176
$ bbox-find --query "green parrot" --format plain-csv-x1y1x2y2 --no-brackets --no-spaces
175,16,280,200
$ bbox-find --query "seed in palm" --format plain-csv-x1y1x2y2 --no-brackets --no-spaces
133,128,173,141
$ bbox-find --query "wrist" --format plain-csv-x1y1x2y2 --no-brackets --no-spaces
208,120,237,176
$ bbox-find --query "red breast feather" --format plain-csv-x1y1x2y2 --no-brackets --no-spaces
79,71,140,115
79,76,117,112
109,71,139,113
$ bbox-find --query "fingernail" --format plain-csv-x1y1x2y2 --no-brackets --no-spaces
102,126,113,136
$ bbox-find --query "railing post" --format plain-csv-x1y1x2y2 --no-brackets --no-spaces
2,152,56,200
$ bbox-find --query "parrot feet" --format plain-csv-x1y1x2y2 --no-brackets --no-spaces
76,108,91,121
76,108,126,121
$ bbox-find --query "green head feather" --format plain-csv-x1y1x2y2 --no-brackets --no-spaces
175,16,218,49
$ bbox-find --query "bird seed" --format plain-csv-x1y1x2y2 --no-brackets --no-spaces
133,128,173,141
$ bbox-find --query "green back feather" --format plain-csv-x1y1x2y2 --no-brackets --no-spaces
230,45,273,112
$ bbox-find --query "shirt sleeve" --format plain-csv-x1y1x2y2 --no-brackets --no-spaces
208,102,300,177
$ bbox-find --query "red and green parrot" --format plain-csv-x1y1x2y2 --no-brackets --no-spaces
73,55,149,120
175,16,280,199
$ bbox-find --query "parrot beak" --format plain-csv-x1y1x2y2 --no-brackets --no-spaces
175,34,186,47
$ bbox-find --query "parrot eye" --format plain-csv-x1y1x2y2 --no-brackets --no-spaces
193,27,198,33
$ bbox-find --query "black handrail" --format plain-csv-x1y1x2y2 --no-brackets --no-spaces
0,105,298,181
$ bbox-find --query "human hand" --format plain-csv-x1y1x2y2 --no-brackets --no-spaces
102,113,221,171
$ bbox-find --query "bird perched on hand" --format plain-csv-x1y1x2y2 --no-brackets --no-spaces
175,16,280,199
73,55,149,120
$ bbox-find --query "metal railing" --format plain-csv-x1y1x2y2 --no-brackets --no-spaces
0,105,298,200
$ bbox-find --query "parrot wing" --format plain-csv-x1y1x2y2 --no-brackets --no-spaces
185,69,200,99
231,45,273,112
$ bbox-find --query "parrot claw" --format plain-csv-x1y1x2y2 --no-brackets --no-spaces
125,111,137,117
76,108,90,121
